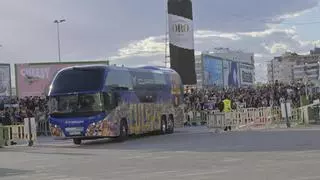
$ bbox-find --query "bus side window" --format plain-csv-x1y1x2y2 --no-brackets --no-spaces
103,92,120,110
103,92,111,110
105,69,133,90
103,92,119,110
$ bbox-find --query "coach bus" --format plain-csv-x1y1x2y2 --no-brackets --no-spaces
48,65,184,144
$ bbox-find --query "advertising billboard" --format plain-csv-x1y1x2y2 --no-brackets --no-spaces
15,61,108,97
223,60,240,88
0,64,11,96
239,63,254,86
202,55,223,87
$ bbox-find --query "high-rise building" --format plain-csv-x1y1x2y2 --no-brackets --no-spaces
267,48,320,84
267,55,296,83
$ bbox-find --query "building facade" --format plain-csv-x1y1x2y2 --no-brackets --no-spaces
293,62,320,82
195,49,255,88
267,55,296,83
267,49,320,84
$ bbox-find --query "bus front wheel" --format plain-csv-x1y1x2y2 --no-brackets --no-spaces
73,138,82,145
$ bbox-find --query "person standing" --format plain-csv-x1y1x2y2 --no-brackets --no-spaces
222,95,232,131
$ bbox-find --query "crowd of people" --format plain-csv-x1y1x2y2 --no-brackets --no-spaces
0,96,48,125
0,82,319,125
183,82,320,112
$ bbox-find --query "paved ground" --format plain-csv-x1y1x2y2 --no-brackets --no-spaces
1,127,320,179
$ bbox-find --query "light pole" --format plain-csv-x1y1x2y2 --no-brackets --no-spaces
54,19,66,62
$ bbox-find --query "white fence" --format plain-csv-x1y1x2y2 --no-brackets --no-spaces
186,102,320,132
206,107,274,131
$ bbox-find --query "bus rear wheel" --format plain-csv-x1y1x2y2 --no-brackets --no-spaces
167,115,174,134
160,117,167,134
116,119,128,142
73,138,82,145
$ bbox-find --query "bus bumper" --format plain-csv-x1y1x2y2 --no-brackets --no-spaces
50,121,120,139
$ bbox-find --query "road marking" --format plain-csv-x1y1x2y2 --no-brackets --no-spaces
222,158,243,162
112,169,146,175
142,170,179,177
120,155,152,160
110,170,179,179
175,170,228,177
150,156,171,160
293,176,320,180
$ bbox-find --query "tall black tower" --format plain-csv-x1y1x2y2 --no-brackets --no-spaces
167,0,196,85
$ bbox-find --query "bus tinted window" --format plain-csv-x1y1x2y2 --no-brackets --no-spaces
50,68,105,94
105,69,133,89
130,70,166,90
153,71,166,85
130,70,153,89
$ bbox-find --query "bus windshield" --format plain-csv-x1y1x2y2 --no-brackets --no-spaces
49,67,105,95
49,93,104,114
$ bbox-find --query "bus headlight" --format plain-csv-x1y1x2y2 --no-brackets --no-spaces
50,124,63,136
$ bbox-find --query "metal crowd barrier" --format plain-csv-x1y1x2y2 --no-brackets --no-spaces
206,112,225,129
206,107,274,131
186,103,319,131
186,110,220,126
0,118,37,147
37,121,50,136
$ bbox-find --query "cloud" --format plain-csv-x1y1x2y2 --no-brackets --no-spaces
195,31,241,40
110,25,320,83
109,35,202,62
109,36,166,60
193,0,319,32
0,0,319,84
263,43,289,54
110,27,302,59
268,9,314,25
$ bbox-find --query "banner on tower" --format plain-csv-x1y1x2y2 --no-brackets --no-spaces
168,0,196,85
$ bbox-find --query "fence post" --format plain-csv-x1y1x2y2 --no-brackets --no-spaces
0,124,5,147
284,102,291,128
24,117,36,146
28,118,33,146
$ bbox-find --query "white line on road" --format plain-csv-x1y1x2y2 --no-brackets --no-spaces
174,170,228,177
120,155,152,160
222,158,243,162
108,170,180,180
150,156,171,160
293,176,320,180
112,169,147,175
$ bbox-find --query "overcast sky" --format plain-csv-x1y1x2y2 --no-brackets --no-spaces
1,0,320,82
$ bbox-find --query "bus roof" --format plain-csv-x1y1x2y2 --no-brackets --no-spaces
58,64,179,75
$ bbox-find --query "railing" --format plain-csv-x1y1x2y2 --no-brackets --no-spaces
187,102,320,131
0,118,37,146
204,108,274,131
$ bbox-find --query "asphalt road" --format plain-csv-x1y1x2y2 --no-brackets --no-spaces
1,127,320,180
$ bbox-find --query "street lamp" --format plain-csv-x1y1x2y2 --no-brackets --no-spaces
53,19,66,62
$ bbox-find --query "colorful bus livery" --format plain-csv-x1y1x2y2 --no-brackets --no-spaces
48,65,184,144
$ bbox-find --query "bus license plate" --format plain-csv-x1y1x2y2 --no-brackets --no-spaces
65,127,83,135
